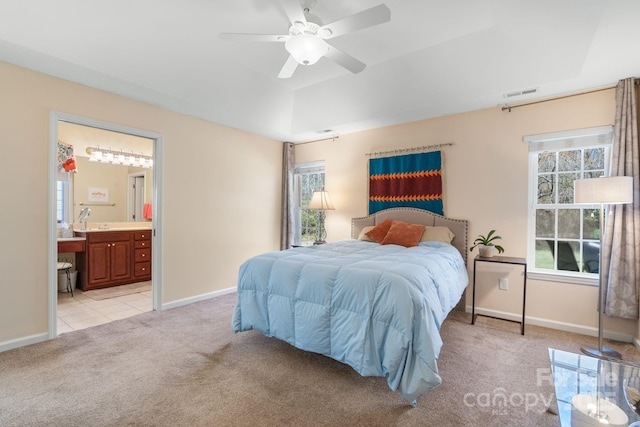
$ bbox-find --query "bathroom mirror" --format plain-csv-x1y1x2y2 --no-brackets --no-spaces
58,122,154,224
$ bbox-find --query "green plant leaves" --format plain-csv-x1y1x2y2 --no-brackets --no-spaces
469,229,505,253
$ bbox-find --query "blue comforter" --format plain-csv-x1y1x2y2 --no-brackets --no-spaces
231,239,468,405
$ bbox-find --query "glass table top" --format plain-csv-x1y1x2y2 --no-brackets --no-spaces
549,348,640,426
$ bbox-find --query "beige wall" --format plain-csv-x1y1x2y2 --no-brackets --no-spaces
0,61,282,346
72,157,152,223
295,89,637,341
2,55,634,348
72,157,130,222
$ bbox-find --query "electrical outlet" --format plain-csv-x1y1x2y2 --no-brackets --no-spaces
499,278,509,290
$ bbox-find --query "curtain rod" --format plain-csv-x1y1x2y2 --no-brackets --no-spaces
366,142,453,157
293,135,340,146
501,86,617,112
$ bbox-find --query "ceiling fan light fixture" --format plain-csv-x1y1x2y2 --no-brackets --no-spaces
285,34,328,65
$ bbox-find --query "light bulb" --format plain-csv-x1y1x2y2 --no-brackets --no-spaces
285,35,328,65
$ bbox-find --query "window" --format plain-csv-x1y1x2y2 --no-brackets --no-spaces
526,126,613,284
293,162,326,246
57,172,71,224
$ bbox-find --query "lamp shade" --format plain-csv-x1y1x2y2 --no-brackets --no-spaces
308,191,335,210
285,35,328,65
574,176,633,204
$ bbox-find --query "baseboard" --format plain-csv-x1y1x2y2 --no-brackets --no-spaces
2,289,237,353
161,287,236,311
466,306,635,343
0,332,49,353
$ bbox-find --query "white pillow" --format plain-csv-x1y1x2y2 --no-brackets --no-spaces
357,225,376,241
419,226,455,244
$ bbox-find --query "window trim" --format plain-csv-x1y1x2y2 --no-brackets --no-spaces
525,126,613,285
527,271,598,286
57,171,71,224
523,125,613,144
293,161,326,246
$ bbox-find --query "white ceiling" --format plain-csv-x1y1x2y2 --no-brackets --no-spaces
1,0,639,143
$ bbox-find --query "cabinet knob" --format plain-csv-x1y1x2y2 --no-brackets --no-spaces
141,243,145,246
141,268,146,271
141,234,145,238
142,254,145,257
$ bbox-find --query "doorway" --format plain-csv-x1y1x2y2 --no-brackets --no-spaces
48,112,164,338
128,173,146,222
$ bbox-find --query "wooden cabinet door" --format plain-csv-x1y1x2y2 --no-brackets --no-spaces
79,231,142,290
111,241,132,282
87,242,111,286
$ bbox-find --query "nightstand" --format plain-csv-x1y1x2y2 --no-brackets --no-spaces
471,255,527,335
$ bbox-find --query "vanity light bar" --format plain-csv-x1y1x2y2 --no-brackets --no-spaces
86,146,153,168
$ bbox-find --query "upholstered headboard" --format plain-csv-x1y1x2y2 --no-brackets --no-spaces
351,207,469,263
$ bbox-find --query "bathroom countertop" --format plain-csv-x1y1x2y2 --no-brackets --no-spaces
73,227,152,233
57,236,86,241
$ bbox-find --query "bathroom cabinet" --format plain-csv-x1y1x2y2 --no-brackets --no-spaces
133,231,152,281
75,229,151,290
57,238,86,253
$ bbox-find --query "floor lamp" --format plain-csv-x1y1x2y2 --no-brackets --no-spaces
308,190,335,245
574,176,633,360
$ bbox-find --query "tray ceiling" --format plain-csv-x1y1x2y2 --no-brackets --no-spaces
0,0,638,142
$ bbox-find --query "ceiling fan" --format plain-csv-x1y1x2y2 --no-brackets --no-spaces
219,0,391,79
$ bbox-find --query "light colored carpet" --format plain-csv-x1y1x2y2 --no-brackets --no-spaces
1,293,639,426
82,281,151,300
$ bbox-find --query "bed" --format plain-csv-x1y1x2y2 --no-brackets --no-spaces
232,207,469,406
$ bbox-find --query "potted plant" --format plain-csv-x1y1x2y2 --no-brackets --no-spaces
470,230,505,257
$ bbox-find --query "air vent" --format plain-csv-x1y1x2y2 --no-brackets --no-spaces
503,87,539,98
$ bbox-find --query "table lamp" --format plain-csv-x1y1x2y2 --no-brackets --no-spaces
308,190,335,245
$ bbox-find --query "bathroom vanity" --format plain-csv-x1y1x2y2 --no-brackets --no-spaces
57,237,86,253
74,228,152,291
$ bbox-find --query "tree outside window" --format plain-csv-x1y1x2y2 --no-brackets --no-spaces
529,126,611,279
294,163,325,246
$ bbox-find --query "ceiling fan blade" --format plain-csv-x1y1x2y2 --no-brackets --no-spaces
319,4,391,39
280,0,307,27
219,33,288,42
325,45,366,74
278,55,299,79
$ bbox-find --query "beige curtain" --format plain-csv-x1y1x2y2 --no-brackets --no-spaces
280,142,295,250
603,77,640,318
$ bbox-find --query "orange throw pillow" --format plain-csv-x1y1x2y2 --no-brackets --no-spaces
381,221,426,247
365,219,393,243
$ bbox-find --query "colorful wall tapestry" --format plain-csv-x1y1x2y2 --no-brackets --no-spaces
57,142,77,173
369,150,443,215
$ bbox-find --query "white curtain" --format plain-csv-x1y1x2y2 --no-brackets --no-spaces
280,142,295,250
603,77,640,319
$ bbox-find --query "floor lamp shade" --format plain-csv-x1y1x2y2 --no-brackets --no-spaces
574,176,633,204
574,175,633,360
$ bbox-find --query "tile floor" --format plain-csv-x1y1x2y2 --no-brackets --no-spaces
57,287,152,334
